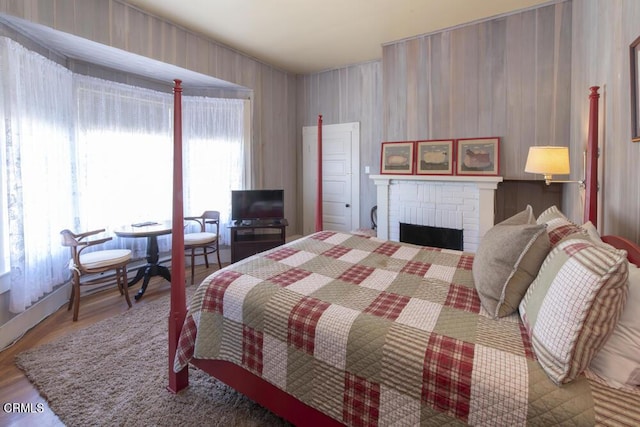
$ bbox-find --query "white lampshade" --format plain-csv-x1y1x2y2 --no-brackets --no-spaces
525,146,570,176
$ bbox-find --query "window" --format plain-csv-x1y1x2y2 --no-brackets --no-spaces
0,101,8,293
1,37,246,312
73,78,246,253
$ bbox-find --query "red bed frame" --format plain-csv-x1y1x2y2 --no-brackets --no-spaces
166,84,639,425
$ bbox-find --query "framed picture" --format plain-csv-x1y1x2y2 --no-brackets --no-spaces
456,137,500,176
416,139,454,175
631,35,640,142
380,141,415,174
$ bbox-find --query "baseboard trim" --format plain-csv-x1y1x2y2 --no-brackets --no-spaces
0,282,71,351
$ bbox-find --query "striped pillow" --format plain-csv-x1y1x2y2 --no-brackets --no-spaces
519,237,629,385
589,261,640,388
536,205,586,247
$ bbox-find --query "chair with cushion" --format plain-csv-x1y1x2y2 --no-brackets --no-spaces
60,229,132,321
184,210,223,285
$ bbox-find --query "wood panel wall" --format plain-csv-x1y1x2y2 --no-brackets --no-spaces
0,0,300,231
495,180,563,222
296,62,383,229
382,1,572,179
565,0,640,242
298,1,572,230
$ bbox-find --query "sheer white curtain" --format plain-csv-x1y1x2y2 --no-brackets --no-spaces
74,78,245,251
74,76,174,258
1,39,246,314
183,96,245,244
0,38,75,312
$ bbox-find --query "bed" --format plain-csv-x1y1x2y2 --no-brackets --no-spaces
167,84,640,425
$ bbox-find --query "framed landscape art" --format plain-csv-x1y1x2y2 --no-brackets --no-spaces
456,137,500,176
416,139,454,175
380,141,415,174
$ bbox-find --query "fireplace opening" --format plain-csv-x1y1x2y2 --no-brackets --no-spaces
399,223,464,251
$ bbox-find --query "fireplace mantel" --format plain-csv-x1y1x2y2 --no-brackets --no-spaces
369,174,504,184
369,174,503,252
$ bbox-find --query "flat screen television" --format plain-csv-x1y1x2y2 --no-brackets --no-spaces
231,189,284,221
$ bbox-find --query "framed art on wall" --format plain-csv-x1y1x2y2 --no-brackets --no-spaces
416,139,454,175
456,137,500,176
380,141,415,174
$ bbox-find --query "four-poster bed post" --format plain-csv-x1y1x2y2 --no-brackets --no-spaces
315,114,323,232
584,86,600,225
168,79,188,393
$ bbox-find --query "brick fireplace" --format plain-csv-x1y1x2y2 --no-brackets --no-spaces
369,175,503,252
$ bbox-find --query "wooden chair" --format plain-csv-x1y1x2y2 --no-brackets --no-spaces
184,211,222,285
60,229,132,321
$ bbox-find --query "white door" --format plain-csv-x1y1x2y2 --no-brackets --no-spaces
302,122,360,234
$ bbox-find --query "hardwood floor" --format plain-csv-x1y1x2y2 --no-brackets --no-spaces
0,263,221,427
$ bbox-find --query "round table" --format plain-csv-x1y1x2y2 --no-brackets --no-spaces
114,221,172,300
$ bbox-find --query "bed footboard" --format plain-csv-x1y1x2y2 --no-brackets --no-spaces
191,358,343,426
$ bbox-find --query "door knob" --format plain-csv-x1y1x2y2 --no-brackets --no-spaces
345,204,350,208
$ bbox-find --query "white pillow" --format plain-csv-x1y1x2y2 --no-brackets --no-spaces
589,262,640,388
580,221,600,241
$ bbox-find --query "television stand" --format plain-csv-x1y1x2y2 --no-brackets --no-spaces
229,219,288,263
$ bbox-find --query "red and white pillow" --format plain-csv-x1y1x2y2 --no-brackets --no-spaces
519,234,629,384
535,205,586,247
580,223,640,389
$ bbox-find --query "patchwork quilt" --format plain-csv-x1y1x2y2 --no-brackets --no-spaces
174,231,640,426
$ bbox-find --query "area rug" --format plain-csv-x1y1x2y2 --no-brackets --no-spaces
15,289,290,427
